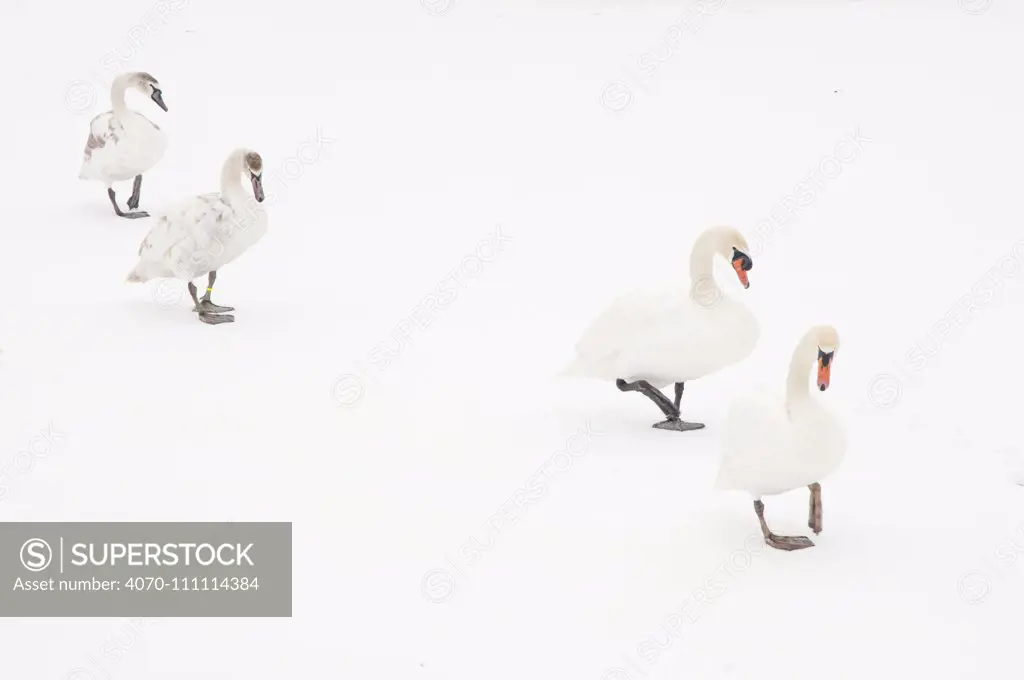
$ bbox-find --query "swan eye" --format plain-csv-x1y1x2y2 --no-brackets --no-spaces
818,349,834,367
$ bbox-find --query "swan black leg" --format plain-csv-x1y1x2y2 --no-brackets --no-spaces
107,187,148,219
616,379,704,432
616,379,675,416
658,381,704,430
190,277,234,325
127,175,143,210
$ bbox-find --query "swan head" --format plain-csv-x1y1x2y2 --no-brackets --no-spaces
127,72,167,112
813,325,840,391
708,226,753,289
242,151,265,202
731,246,753,289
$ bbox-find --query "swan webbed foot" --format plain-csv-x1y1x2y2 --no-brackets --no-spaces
754,499,815,551
765,534,815,551
107,188,148,219
194,299,235,314
191,272,234,320
188,279,234,324
127,175,143,210
198,312,235,325
652,419,705,432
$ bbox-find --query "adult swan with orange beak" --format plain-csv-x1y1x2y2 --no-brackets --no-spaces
561,226,759,431
715,325,847,551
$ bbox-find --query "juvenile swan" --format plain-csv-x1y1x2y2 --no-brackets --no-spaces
562,226,758,431
79,71,168,219
126,149,267,325
715,325,847,551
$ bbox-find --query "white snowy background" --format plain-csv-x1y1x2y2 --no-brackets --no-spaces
1,0,1023,678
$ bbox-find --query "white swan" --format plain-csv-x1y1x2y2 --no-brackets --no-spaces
715,325,847,550
126,148,267,325
79,71,168,219
561,225,759,431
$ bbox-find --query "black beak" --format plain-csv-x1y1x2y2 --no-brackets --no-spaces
251,172,265,202
151,88,167,112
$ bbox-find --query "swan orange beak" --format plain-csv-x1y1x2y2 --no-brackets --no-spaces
817,349,833,391
731,248,752,289
733,258,749,289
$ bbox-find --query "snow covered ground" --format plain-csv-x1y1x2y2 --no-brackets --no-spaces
2,0,1024,678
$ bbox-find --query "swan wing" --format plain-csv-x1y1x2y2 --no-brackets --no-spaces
574,288,689,357
86,112,120,147
79,112,121,173
716,393,798,495
137,194,234,277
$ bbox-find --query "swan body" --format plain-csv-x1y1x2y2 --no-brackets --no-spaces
564,288,758,387
562,226,759,387
127,149,267,284
715,390,846,497
715,325,846,550
78,72,167,186
127,149,267,325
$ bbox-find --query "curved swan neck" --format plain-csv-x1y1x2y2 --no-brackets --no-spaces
689,229,718,280
689,229,722,302
220,151,247,200
110,74,131,116
786,331,818,407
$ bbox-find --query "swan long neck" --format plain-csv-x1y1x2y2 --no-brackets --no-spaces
110,75,131,116
220,152,247,201
689,229,721,301
786,331,817,407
